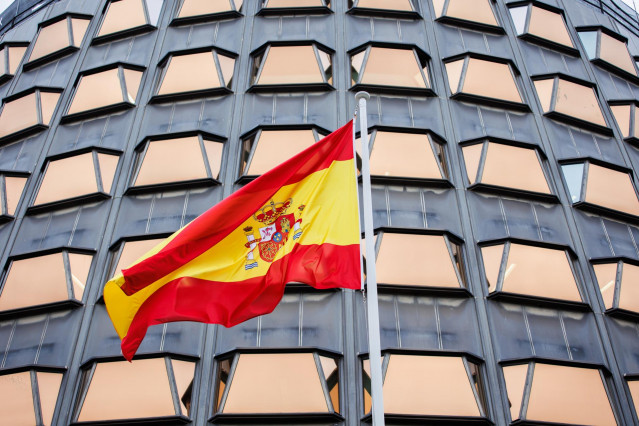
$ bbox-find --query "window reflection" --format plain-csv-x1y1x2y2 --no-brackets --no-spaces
351,45,430,92
0,251,92,311
579,28,638,78
432,0,499,29
503,362,615,424
375,232,466,289
133,135,223,188
462,141,551,195
0,43,28,82
0,89,61,141
445,56,523,107
363,353,485,417
251,44,332,88
561,161,639,217
67,65,143,119
176,0,243,21
96,0,164,41
509,4,574,51
157,50,235,98
480,241,581,303
593,260,639,314
0,370,63,425
26,15,90,68
76,357,195,421
215,352,340,414
34,151,119,208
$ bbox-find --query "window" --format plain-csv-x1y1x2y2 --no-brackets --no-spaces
0,250,92,313
348,0,417,16
480,241,582,303
578,27,638,79
75,357,195,422
214,352,340,417
461,141,551,196
0,42,28,84
65,65,144,120
593,260,639,314
155,49,235,100
357,130,447,181
533,75,608,133
432,0,499,31
509,3,575,53
95,0,164,43
445,55,524,109
240,127,324,179
174,0,243,24
362,353,486,419
0,370,64,425
0,88,62,142
373,232,466,290
350,45,431,94
609,102,639,143
33,151,119,210
131,135,224,190
110,237,165,278
0,173,28,219
261,0,330,14
628,379,639,420
502,362,616,424
25,14,90,69
561,161,639,218
250,43,333,90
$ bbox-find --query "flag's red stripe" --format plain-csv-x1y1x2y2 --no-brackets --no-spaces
120,243,360,360
121,122,354,295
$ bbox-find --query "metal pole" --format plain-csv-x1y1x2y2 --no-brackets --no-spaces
355,91,385,426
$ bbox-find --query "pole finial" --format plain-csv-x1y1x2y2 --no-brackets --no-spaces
355,91,370,102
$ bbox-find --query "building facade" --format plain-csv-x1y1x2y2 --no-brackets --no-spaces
1,0,639,424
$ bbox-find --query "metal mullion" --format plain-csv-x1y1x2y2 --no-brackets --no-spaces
356,47,372,86
217,354,239,413
463,357,486,418
118,66,129,105
495,242,511,293
428,135,447,179
312,45,327,84
66,16,75,48
580,161,590,203
91,151,104,194
474,141,489,185
515,362,533,421
367,129,375,159
596,30,602,60
412,49,429,88
613,260,623,310
455,56,470,95
441,0,450,16
156,56,173,95
36,90,44,125
314,352,335,413
62,251,76,300
380,353,389,382
549,76,559,112
523,4,532,35
253,46,270,85
198,134,214,180
373,230,383,261
0,176,7,216
212,51,225,88
631,104,637,138
565,250,585,303
140,0,152,26
600,369,621,425
31,370,44,426
165,356,182,416
533,148,553,193
2,47,8,75
243,130,261,176
130,141,151,187
73,365,97,423
444,235,464,288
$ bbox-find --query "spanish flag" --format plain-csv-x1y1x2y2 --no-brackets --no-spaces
104,121,360,360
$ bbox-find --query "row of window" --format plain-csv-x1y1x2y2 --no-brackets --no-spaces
0,353,627,424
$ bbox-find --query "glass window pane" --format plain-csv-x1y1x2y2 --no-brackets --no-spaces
610,104,631,137
171,359,195,415
204,139,224,180
158,52,222,96
376,233,462,288
4,176,28,215
0,372,37,425
68,69,126,116
503,364,528,421
461,58,522,103
98,0,148,37
462,143,483,184
70,17,89,46
178,0,233,17
528,6,573,48
619,263,639,313
257,46,324,85
445,59,464,93
600,32,636,76
593,262,618,310
533,78,554,112
0,253,69,311
78,358,175,421
68,253,92,300
479,143,550,194
97,153,119,193
40,92,61,125
369,132,443,179
440,0,498,26
113,238,165,276
561,163,585,202
37,372,63,425
245,129,316,175
0,92,39,139
0,48,8,75
218,53,235,87
554,79,606,127
584,163,639,216
628,380,639,417
135,137,210,186
480,244,504,292
35,153,100,205
355,0,412,11
7,45,27,74
222,353,329,413
267,0,325,6
509,6,528,34
578,31,598,59
360,47,427,88
319,355,339,412
382,355,481,416
123,68,143,102
29,18,70,62
525,364,615,425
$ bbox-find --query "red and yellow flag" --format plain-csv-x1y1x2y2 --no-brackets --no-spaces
104,121,360,360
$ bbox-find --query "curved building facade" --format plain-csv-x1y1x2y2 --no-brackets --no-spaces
0,0,639,424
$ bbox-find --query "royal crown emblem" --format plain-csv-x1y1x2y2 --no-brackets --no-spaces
243,199,305,270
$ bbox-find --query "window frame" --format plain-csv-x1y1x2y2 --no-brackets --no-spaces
93,0,160,45
577,25,639,82
211,348,344,423
23,13,92,71
443,53,528,111
591,257,639,320
248,41,335,93
259,0,332,16
172,0,243,26
0,86,63,144
347,0,420,19
349,42,434,96
360,350,489,423
0,170,29,222
609,100,639,147
127,131,226,194
460,137,557,202
433,0,503,34
0,41,29,85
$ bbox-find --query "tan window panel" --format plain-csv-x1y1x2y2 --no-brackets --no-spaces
27,16,90,66
0,371,63,425
462,142,551,195
112,238,165,277
510,4,574,50
0,43,28,80
34,152,120,207
446,57,522,105
351,0,413,11
628,380,639,417
584,163,639,217
0,89,61,141
158,51,234,96
98,0,151,38
433,0,499,28
2,175,28,216
580,28,637,77
266,0,327,7
503,363,616,424
367,131,445,179
0,251,92,311
77,357,195,421
593,261,639,313
480,242,581,302
375,233,465,288
254,45,329,86
610,102,639,140
242,129,317,176
177,0,240,18
353,46,429,89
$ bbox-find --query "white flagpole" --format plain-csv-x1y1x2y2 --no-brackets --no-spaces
355,91,385,426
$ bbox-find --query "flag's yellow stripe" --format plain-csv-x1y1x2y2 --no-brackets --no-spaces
104,158,358,339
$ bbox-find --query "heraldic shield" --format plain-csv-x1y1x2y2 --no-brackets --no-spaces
243,199,304,270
